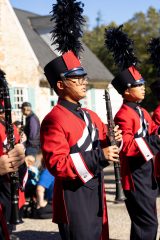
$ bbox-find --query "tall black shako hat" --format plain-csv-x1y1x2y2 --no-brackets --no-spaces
44,0,87,89
105,25,145,95
148,37,160,100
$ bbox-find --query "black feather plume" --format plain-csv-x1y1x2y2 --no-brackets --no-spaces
50,0,85,57
0,69,5,79
148,37,160,77
0,69,8,90
104,25,138,70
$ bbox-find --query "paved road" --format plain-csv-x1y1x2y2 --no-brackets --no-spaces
13,164,160,240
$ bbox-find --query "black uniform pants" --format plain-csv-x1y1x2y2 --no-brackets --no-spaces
58,224,71,240
0,224,5,240
125,160,158,240
59,175,103,240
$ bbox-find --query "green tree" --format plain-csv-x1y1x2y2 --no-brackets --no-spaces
83,7,160,111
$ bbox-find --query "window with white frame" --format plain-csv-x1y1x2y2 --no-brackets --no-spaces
12,87,28,120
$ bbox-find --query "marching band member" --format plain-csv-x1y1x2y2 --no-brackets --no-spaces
40,0,122,239
105,25,160,240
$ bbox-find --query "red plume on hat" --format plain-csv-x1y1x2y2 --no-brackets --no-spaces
104,25,145,95
44,0,87,89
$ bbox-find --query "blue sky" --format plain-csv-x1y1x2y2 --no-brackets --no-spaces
10,0,160,29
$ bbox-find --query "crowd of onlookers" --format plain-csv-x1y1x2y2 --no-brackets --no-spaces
15,102,54,220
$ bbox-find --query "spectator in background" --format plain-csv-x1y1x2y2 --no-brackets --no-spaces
13,120,21,133
13,120,27,144
23,154,54,220
25,155,39,200
36,168,54,208
21,102,40,158
32,168,54,219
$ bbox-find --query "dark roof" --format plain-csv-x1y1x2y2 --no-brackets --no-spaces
14,9,57,69
14,8,114,83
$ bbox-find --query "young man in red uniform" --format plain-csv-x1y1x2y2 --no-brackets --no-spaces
150,80,160,125
41,1,122,239
0,145,25,240
150,80,160,189
112,66,160,240
40,50,122,240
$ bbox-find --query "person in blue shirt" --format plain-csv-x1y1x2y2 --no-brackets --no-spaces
25,155,39,199
36,168,55,208
31,168,55,219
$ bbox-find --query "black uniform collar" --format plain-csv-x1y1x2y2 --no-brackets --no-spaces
58,98,82,112
124,100,140,110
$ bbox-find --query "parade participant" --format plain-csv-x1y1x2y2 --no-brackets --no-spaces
0,69,27,239
150,80,160,189
148,38,160,190
21,102,40,158
0,101,26,221
40,0,122,239
148,36,160,126
105,25,160,240
0,143,25,240
150,80,160,125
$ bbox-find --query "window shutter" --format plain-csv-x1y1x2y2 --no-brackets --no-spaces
9,87,15,109
28,87,35,111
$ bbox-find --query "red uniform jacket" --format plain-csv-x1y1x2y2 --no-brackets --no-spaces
114,103,160,190
152,105,160,178
152,105,160,125
0,121,20,155
41,101,110,239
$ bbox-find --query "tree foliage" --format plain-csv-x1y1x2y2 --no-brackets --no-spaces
83,7,160,111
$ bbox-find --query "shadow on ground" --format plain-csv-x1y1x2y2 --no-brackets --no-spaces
104,179,115,184
14,231,61,240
